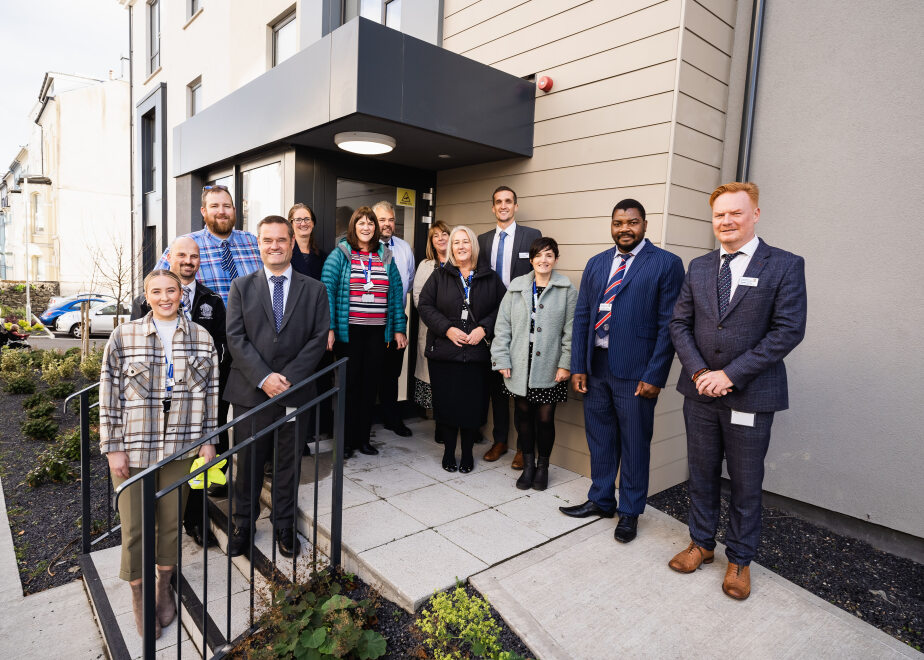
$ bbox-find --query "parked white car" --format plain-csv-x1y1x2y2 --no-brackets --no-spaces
55,301,131,338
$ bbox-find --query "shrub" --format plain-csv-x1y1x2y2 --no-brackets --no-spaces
64,347,81,358
416,586,526,660
57,429,82,461
46,381,76,399
21,417,58,441
26,401,56,420
23,392,49,409
1,349,33,378
26,448,78,487
4,373,36,395
80,347,105,380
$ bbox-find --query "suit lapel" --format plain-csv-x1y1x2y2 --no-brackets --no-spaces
721,239,770,320
278,273,305,333
699,250,722,320
253,271,275,328
593,247,618,300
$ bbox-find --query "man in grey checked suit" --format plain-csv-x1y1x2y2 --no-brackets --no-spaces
668,182,807,600
224,215,329,559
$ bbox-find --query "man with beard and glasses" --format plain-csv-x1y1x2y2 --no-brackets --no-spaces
559,199,683,546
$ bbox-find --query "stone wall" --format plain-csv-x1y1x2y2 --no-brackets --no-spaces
0,281,61,318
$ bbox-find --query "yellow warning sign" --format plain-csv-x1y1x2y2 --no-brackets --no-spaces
396,188,415,207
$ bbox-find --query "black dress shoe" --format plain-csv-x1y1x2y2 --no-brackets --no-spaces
613,515,639,543
385,422,413,437
228,525,251,557
558,500,616,518
343,447,355,459
275,528,301,558
358,442,379,455
187,524,218,548
303,442,313,456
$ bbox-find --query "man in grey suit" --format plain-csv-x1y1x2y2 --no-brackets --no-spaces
477,186,542,467
225,216,330,558
667,182,807,600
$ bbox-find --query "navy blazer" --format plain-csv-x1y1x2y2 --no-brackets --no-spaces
571,240,684,387
670,239,807,412
477,224,542,285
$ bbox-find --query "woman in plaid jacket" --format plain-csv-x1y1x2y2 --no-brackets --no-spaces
100,269,219,639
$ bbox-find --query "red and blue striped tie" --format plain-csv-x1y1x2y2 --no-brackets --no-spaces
594,253,632,339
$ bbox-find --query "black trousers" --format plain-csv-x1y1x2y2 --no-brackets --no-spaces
377,342,406,427
336,324,385,450
231,403,304,531
489,370,521,446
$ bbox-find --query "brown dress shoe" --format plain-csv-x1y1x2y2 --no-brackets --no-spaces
723,563,751,600
483,442,507,461
511,450,524,470
668,541,715,573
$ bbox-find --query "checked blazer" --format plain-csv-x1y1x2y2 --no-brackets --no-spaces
670,239,807,412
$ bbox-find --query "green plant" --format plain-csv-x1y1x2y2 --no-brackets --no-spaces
79,347,105,380
46,381,76,399
21,417,58,441
28,349,46,369
26,400,56,419
4,373,36,394
26,447,78,487
416,585,526,660
57,429,82,461
23,392,49,409
1,348,33,378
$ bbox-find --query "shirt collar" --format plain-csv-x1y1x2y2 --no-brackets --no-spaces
200,228,235,245
617,237,648,259
720,235,760,258
264,264,293,282
496,221,517,237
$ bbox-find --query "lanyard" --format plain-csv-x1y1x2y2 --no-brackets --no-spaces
459,271,474,305
361,253,373,283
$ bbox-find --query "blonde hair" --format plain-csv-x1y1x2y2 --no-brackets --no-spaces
143,268,182,293
426,221,451,261
447,225,479,268
709,182,759,208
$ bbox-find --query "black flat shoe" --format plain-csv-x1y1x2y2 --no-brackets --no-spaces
385,422,413,437
558,500,616,519
442,458,457,473
613,515,639,543
358,443,379,455
458,458,474,474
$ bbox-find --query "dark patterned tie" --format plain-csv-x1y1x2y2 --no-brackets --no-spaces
220,240,239,280
717,252,741,317
181,286,192,321
594,253,632,339
270,275,286,332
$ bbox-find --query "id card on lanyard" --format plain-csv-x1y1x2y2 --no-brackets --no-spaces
459,271,473,320
163,358,175,415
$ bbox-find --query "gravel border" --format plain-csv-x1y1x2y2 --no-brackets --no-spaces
648,482,923,652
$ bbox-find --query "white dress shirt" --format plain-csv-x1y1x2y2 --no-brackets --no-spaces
719,235,760,302
595,238,648,349
382,235,416,299
263,264,293,310
489,221,518,287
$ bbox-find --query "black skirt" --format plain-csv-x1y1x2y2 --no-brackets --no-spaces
428,359,490,429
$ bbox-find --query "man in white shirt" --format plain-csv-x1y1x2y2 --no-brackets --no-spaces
373,201,416,437
476,186,542,467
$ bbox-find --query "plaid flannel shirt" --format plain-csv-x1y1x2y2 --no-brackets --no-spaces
99,313,219,468
157,228,262,305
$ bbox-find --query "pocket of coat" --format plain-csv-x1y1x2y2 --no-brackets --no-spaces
185,356,212,393
124,362,151,400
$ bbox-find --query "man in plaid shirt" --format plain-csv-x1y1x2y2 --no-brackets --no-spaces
156,185,261,305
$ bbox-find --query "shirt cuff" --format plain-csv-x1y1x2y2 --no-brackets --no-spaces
257,374,269,389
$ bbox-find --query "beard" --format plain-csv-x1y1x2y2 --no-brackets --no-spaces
205,212,235,235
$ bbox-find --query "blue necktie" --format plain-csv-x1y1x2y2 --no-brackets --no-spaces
270,275,286,332
717,252,740,317
594,253,632,339
495,230,507,281
220,240,239,280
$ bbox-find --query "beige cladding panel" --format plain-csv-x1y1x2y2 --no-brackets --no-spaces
678,60,729,112
685,0,736,55
443,0,533,41
682,30,732,83
666,215,716,250
667,184,711,220
670,154,721,194
535,92,675,146
696,0,738,26
673,123,724,168
676,93,728,140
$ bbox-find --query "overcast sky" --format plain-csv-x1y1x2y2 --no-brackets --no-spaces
0,0,127,170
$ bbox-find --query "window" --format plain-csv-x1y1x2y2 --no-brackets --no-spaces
31,193,44,232
272,11,297,66
385,0,401,29
188,0,200,19
148,0,161,73
188,78,202,117
342,0,399,26
242,161,283,233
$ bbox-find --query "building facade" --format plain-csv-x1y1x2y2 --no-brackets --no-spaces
121,0,923,543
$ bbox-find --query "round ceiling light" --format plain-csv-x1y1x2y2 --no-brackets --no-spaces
334,131,396,155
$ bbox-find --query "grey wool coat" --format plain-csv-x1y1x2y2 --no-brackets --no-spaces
491,270,577,396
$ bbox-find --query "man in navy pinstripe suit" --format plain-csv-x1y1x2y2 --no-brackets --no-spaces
667,182,806,600
560,199,684,544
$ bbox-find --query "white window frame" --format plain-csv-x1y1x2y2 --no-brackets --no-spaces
188,77,203,118
272,9,297,67
147,0,161,74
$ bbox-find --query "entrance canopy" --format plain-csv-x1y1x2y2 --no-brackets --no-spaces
173,18,535,175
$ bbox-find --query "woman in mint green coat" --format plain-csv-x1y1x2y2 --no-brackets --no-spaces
491,237,577,490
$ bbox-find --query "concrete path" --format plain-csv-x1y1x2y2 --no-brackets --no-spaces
471,506,920,660
0,478,106,659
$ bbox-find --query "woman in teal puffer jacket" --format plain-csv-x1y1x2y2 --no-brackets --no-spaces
491,237,577,490
321,206,407,458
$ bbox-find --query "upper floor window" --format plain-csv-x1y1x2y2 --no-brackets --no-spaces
31,193,44,233
343,0,400,28
188,78,202,117
148,0,161,73
273,11,297,66
188,0,200,19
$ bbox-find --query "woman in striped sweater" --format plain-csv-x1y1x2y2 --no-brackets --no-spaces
321,206,407,458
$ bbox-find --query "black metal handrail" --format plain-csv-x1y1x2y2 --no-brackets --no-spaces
109,357,347,659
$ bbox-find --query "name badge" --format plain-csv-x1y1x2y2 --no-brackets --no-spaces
361,293,375,303
598,303,612,312
519,252,529,258
363,281,374,291
461,309,469,320
738,277,759,287
730,410,755,427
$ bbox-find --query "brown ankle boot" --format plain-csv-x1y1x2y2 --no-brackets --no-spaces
131,582,161,639
156,568,177,627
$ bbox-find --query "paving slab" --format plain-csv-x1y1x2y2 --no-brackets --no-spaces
319,498,427,553
470,506,921,660
388,482,488,527
437,509,549,565
346,462,439,498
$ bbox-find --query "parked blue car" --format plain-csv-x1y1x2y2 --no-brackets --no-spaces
38,297,111,326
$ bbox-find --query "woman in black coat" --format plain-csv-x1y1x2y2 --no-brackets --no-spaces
288,203,328,280
418,225,506,473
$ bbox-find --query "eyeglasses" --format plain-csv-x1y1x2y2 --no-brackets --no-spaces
203,184,230,193
292,217,314,225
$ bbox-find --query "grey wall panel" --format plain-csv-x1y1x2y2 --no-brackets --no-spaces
355,21,404,122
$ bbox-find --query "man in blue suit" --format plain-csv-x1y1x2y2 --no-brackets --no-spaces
667,182,806,600
560,199,684,544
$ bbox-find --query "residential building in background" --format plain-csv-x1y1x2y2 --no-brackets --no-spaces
0,72,130,301
119,0,923,548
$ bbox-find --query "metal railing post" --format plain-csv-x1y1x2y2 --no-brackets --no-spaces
79,389,92,555
141,471,157,659
330,361,346,569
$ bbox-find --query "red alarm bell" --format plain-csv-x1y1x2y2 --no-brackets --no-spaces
537,76,553,92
